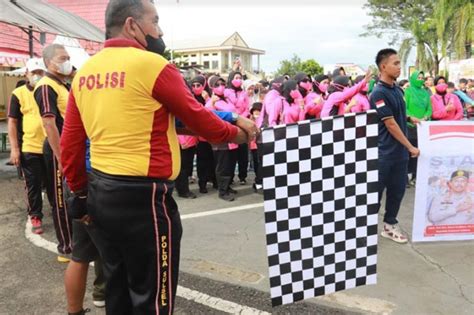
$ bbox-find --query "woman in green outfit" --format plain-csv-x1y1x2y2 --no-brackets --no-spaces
404,70,432,185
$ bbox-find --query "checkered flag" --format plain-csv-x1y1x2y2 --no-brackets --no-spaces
261,111,379,306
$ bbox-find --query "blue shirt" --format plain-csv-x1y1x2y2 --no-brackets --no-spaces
369,80,409,161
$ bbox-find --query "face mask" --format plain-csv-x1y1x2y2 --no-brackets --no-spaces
135,22,166,56
29,74,41,87
290,89,303,100
413,78,425,88
435,83,448,94
253,113,260,119
55,60,73,76
192,86,204,96
232,79,242,88
299,81,312,92
213,85,225,96
318,82,328,93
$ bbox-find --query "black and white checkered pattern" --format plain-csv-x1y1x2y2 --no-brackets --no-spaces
261,111,379,306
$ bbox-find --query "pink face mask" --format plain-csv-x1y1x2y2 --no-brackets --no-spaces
299,81,312,92
435,83,448,94
192,86,204,96
317,82,328,93
232,79,242,88
213,85,225,96
290,89,303,100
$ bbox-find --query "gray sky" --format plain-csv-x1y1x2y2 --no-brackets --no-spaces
157,0,403,74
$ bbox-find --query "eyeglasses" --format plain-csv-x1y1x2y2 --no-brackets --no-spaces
192,83,202,88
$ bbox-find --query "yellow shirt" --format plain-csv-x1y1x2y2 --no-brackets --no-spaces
8,85,45,154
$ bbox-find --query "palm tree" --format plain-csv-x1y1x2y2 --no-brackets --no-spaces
399,20,439,75
451,0,473,59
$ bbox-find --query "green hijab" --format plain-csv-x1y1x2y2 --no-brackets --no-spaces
405,70,432,127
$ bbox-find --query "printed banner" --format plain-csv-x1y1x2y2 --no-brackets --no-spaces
413,121,474,242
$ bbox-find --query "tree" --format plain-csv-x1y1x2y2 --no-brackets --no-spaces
300,59,324,78
275,54,302,77
275,55,323,78
363,0,473,74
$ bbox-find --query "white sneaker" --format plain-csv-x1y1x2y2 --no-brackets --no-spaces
381,223,408,244
93,300,105,308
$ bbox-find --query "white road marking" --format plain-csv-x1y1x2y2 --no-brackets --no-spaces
177,286,270,315
181,203,263,220
25,219,269,314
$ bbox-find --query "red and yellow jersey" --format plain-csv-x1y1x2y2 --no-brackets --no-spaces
61,38,238,191
7,84,45,154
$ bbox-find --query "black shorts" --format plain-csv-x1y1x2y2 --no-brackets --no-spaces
71,219,99,263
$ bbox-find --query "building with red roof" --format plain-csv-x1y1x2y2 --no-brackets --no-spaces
0,0,107,69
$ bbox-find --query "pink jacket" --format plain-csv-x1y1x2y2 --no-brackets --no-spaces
349,93,370,113
205,98,236,113
283,100,306,124
205,98,238,150
305,92,324,118
178,135,198,149
257,90,284,128
225,88,250,118
431,93,463,121
320,79,367,117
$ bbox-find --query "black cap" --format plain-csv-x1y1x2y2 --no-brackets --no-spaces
451,170,469,180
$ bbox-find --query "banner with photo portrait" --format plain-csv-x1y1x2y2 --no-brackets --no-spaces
413,121,474,242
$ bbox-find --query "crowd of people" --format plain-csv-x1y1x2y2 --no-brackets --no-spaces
4,0,474,314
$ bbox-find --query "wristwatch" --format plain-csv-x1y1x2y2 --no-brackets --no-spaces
232,112,239,122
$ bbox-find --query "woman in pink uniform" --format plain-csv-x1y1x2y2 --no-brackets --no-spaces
225,71,250,185
282,80,306,124
306,74,329,119
206,76,239,201
320,71,371,118
431,76,463,121
257,76,286,128
345,75,370,114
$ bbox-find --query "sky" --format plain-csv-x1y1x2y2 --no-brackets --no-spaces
156,0,411,74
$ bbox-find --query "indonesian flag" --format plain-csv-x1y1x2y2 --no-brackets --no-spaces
375,100,385,108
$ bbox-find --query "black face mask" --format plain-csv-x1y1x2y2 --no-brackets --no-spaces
135,22,166,56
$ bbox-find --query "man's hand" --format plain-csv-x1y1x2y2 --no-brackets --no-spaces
235,116,259,140
231,128,249,144
409,146,420,158
66,193,88,220
79,214,92,226
10,148,20,167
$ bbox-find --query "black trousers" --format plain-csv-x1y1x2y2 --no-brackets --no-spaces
255,143,264,185
214,149,237,195
236,143,249,181
196,141,216,188
251,149,260,185
378,159,408,224
88,170,182,315
20,152,45,219
175,146,196,195
407,127,418,178
43,140,72,255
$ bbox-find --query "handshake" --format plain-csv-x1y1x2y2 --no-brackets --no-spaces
231,116,260,144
